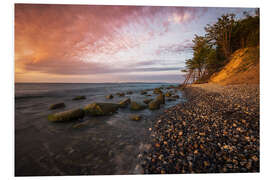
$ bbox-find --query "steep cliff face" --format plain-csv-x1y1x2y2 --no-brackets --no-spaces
209,47,259,85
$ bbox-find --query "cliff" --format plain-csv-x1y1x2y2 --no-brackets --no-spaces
209,47,259,85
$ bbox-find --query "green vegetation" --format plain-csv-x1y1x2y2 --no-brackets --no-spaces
182,9,259,84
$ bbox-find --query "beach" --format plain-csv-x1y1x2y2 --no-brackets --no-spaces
141,83,259,173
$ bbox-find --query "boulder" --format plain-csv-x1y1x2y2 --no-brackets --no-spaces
118,98,131,108
148,100,161,110
143,98,153,104
167,98,176,101
156,93,165,104
84,102,119,116
72,96,86,100
130,114,142,121
153,88,162,94
116,92,125,97
106,94,114,99
130,101,147,111
165,92,172,97
140,90,147,95
48,108,84,122
49,102,65,110
126,91,133,95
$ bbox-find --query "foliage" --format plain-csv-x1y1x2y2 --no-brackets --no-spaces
182,9,259,84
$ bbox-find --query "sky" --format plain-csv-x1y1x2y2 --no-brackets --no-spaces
14,4,256,83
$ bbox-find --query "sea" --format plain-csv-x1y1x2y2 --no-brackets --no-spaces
15,82,184,176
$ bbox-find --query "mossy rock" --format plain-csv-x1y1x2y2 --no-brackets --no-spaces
153,88,162,94
72,96,86,100
116,92,125,97
140,90,147,95
148,100,161,110
130,101,147,111
130,114,142,121
106,94,114,99
156,93,165,104
143,98,153,104
165,92,172,97
48,108,85,122
126,91,133,95
49,102,65,110
118,98,131,108
167,98,176,101
84,102,119,116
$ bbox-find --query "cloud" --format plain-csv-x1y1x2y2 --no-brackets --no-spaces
15,4,206,82
156,41,193,55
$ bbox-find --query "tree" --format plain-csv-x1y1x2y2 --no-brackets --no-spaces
204,14,236,60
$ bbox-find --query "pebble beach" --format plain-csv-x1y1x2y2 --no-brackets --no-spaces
140,83,259,173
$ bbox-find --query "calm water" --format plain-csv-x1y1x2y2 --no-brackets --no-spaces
15,83,184,176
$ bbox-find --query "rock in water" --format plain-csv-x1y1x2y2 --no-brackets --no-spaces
130,101,146,111
153,88,163,94
165,92,172,97
148,100,161,110
130,114,142,121
72,96,86,100
141,90,147,95
156,93,165,104
127,91,133,94
49,102,65,110
118,98,131,108
106,94,114,99
84,102,119,116
116,92,125,97
143,98,153,104
48,108,84,122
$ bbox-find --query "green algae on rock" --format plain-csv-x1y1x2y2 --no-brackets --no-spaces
84,102,119,116
49,102,66,110
48,108,85,122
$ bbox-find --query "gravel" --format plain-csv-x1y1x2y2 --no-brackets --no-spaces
140,83,259,174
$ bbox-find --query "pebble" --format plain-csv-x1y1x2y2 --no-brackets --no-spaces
141,84,259,174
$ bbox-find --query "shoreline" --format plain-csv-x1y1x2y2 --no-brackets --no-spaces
140,83,259,173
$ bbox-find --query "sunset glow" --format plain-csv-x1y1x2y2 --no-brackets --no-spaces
15,4,254,83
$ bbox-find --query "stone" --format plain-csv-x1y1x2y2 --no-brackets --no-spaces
72,96,86,100
84,102,119,116
106,94,114,99
49,102,65,110
140,90,147,95
156,93,165,104
48,108,85,122
116,92,125,97
143,98,153,104
130,101,147,111
118,98,131,108
148,100,161,110
130,114,142,121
